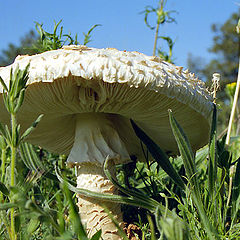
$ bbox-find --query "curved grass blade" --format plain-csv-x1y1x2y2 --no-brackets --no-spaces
20,114,44,142
19,142,59,182
0,203,18,210
130,119,185,190
103,157,182,220
168,110,198,189
169,110,219,240
19,142,43,171
155,205,162,233
83,24,101,45
55,164,157,212
104,157,159,206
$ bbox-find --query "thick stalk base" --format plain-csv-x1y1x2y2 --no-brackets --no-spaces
76,163,122,240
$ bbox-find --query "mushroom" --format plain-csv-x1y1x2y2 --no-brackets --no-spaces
0,45,213,239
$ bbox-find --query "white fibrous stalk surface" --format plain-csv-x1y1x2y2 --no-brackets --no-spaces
67,113,129,239
76,164,123,239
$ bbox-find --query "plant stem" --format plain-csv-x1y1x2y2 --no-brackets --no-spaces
153,20,160,56
10,145,17,239
10,146,16,187
1,148,6,183
225,58,240,209
226,59,240,145
10,113,17,240
153,0,164,56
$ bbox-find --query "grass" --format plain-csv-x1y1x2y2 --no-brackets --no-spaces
0,21,239,240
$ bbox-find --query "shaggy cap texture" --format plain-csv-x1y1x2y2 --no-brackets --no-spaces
0,45,213,160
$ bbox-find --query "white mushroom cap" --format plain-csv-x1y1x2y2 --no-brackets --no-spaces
0,45,213,163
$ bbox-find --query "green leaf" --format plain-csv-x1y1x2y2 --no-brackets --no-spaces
147,215,157,240
155,205,162,233
14,215,21,233
19,142,59,182
0,182,9,196
3,91,11,113
141,6,156,30
130,119,185,190
168,110,198,189
232,159,240,202
27,218,40,234
20,114,44,142
0,76,8,92
103,157,159,208
0,122,7,140
168,110,218,240
62,180,88,240
4,125,11,143
195,146,208,166
55,163,158,212
19,142,40,171
90,230,102,240
103,207,129,240
0,135,7,149
83,24,101,45
13,89,25,113
0,202,18,210
231,158,240,225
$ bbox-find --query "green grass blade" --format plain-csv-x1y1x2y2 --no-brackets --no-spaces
19,142,59,183
83,24,101,45
62,181,89,240
13,89,25,113
103,159,185,221
168,110,219,240
231,158,240,225
130,119,185,190
90,230,102,240
232,158,240,203
0,122,7,140
208,104,217,200
147,215,157,240
103,207,129,240
20,114,44,142
103,157,160,206
55,164,157,211
168,111,199,191
0,76,8,92
0,203,18,210
155,205,163,233
195,146,208,166
0,135,7,149
0,182,9,196
19,142,40,171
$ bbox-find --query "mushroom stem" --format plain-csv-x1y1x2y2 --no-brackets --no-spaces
67,113,130,166
76,163,122,239
67,113,130,239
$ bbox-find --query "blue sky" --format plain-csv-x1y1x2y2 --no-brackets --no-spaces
0,0,238,68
